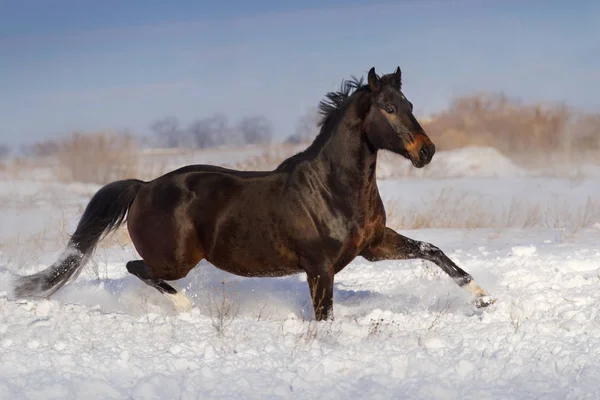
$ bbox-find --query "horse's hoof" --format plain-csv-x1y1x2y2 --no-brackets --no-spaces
474,295,497,308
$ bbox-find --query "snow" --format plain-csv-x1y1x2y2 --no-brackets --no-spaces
1,146,600,399
377,146,530,179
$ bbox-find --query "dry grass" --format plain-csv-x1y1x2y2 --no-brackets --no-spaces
2,131,171,185
207,280,240,336
385,189,600,232
0,157,55,181
54,131,140,184
230,144,302,171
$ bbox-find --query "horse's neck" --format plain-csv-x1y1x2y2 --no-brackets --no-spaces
311,117,378,195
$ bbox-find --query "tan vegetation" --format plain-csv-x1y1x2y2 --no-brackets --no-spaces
53,131,140,184
2,131,170,185
421,93,600,167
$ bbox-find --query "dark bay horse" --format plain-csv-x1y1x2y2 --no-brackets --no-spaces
13,67,494,320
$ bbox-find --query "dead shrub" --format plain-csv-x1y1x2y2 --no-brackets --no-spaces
570,112,600,152
421,93,600,167
207,280,239,336
54,131,140,184
423,93,570,154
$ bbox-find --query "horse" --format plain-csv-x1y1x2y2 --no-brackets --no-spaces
12,66,494,321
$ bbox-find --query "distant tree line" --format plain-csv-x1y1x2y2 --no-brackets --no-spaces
5,107,323,160
285,107,320,145
0,144,10,160
150,108,320,149
150,114,275,149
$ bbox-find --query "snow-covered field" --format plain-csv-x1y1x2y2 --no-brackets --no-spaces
1,146,600,399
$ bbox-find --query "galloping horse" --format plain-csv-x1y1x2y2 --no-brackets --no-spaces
13,67,494,320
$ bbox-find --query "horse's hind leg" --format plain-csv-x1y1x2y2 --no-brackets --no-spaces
126,260,192,312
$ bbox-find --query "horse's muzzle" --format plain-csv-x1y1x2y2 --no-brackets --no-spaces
412,142,435,168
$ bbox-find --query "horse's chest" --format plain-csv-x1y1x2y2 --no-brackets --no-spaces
333,212,385,270
331,229,369,273
346,220,378,253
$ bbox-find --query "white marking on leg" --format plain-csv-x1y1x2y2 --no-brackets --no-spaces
419,241,437,252
164,292,193,312
465,281,487,297
465,281,496,307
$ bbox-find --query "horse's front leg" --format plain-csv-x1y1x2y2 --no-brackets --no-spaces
305,268,335,321
361,227,495,308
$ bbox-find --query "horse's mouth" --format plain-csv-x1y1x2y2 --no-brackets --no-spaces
410,158,428,168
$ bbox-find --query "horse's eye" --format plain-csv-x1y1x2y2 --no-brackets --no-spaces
385,106,395,114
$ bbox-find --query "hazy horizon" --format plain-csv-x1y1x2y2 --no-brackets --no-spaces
1,0,598,148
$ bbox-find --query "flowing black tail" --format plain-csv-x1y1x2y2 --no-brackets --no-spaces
13,179,144,298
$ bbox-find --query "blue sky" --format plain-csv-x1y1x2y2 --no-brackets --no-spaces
1,0,598,147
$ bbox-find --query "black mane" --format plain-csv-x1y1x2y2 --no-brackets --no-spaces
316,71,400,128
317,76,367,127
274,70,400,172
275,76,371,171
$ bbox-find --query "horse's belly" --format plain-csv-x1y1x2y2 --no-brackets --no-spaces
207,250,302,278
205,233,302,277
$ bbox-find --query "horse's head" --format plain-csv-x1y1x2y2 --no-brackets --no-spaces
362,66,435,168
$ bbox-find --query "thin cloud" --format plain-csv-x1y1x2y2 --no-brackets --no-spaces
0,0,508,47
176,44,256,62
34,80,193,104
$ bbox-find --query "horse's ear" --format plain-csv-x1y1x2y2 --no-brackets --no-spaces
367,67,380,92
392,66,402,89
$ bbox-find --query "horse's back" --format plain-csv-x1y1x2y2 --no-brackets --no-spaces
156,164,275,181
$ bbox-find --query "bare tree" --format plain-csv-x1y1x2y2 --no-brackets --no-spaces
0,144,10,160
150,116,185,148
286,107,320,144
20,139,59,158
238,115,273,145
188,113,230,149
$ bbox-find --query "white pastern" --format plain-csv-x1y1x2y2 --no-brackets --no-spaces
164,292,193,312
465,281,488,297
